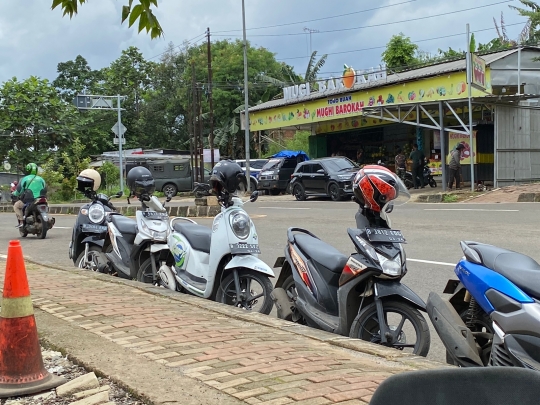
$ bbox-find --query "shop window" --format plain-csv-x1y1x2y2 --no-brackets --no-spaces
153,165,164,172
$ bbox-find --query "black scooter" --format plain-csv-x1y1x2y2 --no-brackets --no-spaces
271,205,431,356
69,190,122,269
403,160,437,189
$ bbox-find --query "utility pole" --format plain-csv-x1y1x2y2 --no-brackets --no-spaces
207,27,215,168
303,27,319,55
466,23,474,191
191,62,199,182
198,85,205,182
242,0,251,191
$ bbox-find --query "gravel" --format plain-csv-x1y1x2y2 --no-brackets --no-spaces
1,348,145,405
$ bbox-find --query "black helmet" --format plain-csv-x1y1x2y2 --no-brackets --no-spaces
126,166,155,198
209,160,246,199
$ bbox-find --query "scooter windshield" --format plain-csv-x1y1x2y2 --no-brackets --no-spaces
389,175,410,207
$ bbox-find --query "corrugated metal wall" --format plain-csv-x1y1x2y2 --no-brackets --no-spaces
496,104,540,186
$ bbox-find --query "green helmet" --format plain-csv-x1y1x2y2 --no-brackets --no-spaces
25,163,38,176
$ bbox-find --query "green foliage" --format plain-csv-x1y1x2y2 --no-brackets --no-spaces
510,1,540,43
443,194,459,203
381,33,419,71
0,76,82,169
51,0,163,39
98,161,120,192
268,131,310,156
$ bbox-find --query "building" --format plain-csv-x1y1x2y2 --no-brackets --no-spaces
247,47,540,188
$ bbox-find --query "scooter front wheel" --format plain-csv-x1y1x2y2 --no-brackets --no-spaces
349,300,430,357
216,270,274,314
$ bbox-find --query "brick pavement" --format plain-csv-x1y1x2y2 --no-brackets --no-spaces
0,261,445,404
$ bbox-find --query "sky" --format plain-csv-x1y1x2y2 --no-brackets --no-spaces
0,0,530,86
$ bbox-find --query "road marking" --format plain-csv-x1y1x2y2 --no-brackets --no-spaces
52,226,71,229
259,207,310,210
0,254,6,259
424,208,519,212
408,258,455,267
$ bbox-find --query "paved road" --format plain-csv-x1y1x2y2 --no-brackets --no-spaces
1,198,538,365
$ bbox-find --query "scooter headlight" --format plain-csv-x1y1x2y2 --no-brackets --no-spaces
230,212,250,240
141,222,168,241
88,204,105,224
378,253,402,277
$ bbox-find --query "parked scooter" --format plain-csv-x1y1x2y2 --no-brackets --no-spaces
271,166,430,356
101,167,171,282
158,160,275,314
69,169,122,269
403,159,437,189
427,241,540,369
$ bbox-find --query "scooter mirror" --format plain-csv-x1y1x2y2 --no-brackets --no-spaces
385,203,394,214
249,191,259,202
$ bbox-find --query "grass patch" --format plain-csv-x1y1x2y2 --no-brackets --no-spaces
443,194,459,203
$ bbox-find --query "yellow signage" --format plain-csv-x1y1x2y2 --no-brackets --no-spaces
471,54,486,90
249,70,492,131
447,131,477,165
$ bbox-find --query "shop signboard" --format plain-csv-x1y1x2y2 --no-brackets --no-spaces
433,130,442,150
428,159,442,175
250,70,491,131
471,54,486,91
447,131,477,165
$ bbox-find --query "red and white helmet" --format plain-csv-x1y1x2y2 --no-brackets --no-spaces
353,165,409,212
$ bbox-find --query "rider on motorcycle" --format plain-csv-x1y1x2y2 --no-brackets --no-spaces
12,163,47,228
209,160,247,207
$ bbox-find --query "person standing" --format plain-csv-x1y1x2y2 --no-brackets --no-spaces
409,143,425,189
356,149,365,166
448,143,465,190
395,148,406,180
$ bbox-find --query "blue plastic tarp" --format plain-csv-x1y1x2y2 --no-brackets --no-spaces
271,150,310,161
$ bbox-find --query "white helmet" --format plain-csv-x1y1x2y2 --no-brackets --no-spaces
77,169,102,191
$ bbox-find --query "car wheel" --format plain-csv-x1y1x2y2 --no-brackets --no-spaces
293,184,306,201
328,183,340,201
250,179,257,193
270,189,280,196
163,183,178,197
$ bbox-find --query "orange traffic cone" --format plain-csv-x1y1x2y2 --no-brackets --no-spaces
0,240,65,398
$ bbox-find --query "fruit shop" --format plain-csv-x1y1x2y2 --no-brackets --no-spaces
248,47,540,188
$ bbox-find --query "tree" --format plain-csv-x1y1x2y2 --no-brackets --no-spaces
0,77,82,172
53,55,104,101
381,33,419,71
51,0,163,38
510,1,540,43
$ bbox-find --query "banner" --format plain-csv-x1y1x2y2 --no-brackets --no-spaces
471,54,486,90
433,130,441,150
428,159,442,175
447,131,477,165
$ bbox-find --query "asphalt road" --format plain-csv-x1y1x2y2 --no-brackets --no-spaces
1,198,539,365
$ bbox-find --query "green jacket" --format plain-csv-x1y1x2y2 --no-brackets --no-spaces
13,174,47,202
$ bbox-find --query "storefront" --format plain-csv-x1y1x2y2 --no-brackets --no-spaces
248,47,540,189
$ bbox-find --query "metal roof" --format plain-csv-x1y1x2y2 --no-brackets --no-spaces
249,47,535,113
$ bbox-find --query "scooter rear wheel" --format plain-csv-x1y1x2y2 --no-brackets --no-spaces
350,300,430,357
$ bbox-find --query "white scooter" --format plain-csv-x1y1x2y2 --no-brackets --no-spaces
158,191,275,314
102,194,171,283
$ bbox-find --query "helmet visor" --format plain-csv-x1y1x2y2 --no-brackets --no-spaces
390,175,410,207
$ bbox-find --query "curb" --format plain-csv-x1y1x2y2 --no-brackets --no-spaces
23,257,446,371
517,192,540,202
0,204,220,217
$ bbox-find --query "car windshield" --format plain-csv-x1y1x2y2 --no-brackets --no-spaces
324,158,358,173
251,160,268,169
261,159,281,171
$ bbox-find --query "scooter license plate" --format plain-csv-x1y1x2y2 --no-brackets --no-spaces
365,228,406,243
142,211,169,220
229,243,261,254
82,224,108,233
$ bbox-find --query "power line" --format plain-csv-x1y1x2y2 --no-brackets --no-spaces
213,0,419,33
148,32,207,60
213,0,515,38
276,21,527,62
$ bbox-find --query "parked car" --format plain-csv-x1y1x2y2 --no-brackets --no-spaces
289,157,359,201
234,159,268,191
258,151,309,195
135,159,211,197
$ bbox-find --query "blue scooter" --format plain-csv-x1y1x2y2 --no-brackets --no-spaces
427,241,540,369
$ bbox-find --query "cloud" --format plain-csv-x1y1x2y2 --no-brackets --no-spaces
0,0,530,84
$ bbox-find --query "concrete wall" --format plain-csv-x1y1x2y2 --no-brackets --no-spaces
495,104,540,186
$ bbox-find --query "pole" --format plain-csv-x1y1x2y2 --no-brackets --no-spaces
198,86,204,182
242,0,251,192
207,27,215,168
439,101,446,192
192,63,199,182
466,23,475,191
117,94,124,193
517,46,522,95
188,86,194,186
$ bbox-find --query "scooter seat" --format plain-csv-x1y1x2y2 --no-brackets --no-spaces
173,223,211,254
469,242,540,299
294,234,348,274
111,215,137,235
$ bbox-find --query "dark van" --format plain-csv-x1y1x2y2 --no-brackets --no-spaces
258,151,309,195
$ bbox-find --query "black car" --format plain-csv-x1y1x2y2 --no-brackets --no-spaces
290,157,359,201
